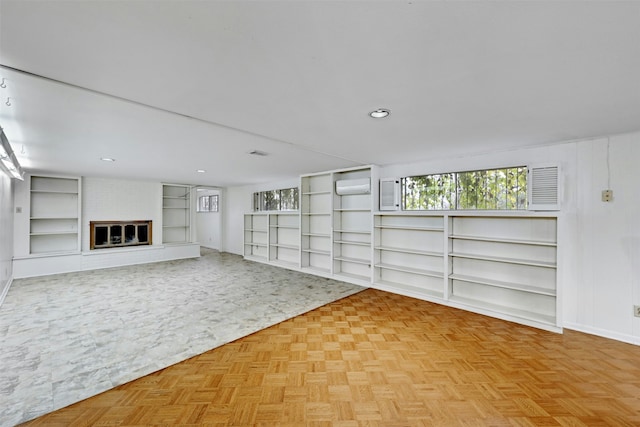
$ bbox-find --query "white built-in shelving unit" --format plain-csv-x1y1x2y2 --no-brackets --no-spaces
300,172,333,274
332,168,373,284
29,175,81,254
372,212,559,331
14,177,201,279
269,212,300,268
447,215,557,327
244,213,269,261
373,214,445,299
243,166,559,332
243,212,299,266
162,184,191,244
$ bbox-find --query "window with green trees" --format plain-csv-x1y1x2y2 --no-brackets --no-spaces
401,167,527,210
253,187,299,211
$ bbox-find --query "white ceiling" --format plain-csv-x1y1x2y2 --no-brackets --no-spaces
1,0,639,187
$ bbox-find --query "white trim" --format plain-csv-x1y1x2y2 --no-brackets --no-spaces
563,322,640,346
0,277,13,307
12,243,200,278
375,210,558,218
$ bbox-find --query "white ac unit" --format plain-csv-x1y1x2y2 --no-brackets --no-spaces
379,177,400,210
335,178,371,195
528,164,561,211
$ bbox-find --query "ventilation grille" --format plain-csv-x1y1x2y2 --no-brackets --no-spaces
380,178,400,211
248,150,268,156
529,165,560,211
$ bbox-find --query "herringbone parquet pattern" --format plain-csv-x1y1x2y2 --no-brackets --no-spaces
21,289,640,426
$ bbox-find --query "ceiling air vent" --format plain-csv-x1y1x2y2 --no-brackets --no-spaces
528,164,560,211
248,150,268,156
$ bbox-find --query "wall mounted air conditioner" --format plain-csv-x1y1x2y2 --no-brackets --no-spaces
528,163,561,211
335,178,371,195
379,177,400,210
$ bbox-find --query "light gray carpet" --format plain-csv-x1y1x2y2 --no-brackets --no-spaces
0,249,364,425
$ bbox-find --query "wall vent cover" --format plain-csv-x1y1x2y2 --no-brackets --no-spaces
379,178,400,211
528,164,560,211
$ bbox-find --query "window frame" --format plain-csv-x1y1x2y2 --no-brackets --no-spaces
197,194,219,212
253,187,299,212
401,166,528,211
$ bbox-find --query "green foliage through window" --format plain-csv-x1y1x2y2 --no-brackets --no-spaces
401,167,527,210
254,187,299,211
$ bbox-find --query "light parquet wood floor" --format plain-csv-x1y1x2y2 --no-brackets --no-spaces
20,289,640,426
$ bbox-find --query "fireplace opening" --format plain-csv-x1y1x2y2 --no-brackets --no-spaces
90,220,152,250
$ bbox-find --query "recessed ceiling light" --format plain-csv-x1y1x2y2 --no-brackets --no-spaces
100,157,116,162
369,108,391,118
196,169,206,173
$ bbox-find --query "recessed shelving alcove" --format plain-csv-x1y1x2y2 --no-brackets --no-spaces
29,175,81,254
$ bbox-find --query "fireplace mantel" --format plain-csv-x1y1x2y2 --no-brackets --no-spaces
90,220,152,250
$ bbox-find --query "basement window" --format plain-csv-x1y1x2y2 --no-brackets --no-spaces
402,167,527,210
197,195,219,212
253,187,299,211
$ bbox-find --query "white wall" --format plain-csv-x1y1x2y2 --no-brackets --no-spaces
0,173,14,305
195,187,222,250
12,177,31,257
568,133,640,344
223,132,640,345
82,177,162,251
223,178,299,255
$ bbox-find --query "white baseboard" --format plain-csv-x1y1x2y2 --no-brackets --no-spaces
0,277,13,308
12,244,201,279
563,321,640,346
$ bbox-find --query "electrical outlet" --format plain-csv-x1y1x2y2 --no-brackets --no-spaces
635,305,640,318
602,190,613,202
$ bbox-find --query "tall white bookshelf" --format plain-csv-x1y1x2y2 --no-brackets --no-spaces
29,175,81,254
162,184,191,244
332,167,373,284
300,172,333,274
